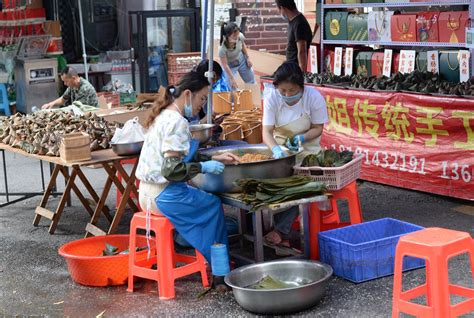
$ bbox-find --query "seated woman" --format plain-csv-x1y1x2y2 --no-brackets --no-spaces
136,69,240,285
262,61,328,247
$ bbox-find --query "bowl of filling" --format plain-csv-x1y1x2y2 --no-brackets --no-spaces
225,260,333,315
191,144,299,193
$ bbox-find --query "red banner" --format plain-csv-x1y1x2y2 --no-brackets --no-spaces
261,79,474,200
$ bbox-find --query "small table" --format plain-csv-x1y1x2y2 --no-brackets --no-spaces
219,193,328,264
0,144,140,236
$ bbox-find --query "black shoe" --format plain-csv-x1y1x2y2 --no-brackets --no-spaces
212,275,231,293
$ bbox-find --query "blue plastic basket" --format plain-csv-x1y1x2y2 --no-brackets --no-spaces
318,218,425,283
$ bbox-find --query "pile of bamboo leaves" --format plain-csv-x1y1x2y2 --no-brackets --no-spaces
235,176,326,211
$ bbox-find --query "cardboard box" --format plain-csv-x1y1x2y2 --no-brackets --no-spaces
43,20,61,37
95,107,152,125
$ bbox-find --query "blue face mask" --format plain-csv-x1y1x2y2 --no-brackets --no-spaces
184,95,193,118
280,91,303,104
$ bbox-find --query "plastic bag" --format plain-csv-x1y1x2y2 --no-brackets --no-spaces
111,117,145,143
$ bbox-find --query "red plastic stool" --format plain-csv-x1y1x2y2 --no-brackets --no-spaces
308,181,363,260
392,227,474,318
116,159,140,209
127,212,209,299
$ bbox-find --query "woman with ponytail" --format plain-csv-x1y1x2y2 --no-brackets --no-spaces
218,22,255,90
136,69,240,284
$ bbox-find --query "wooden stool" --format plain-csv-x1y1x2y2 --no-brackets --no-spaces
309,181,363,260
127,212,209,300
392,227,474,318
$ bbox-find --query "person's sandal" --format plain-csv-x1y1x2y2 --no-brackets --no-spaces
212,275,230,293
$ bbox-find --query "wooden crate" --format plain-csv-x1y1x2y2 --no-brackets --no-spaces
59,132,91,163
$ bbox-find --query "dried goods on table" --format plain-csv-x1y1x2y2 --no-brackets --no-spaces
236,176,326,211
301,149,354,168
0,111,119,156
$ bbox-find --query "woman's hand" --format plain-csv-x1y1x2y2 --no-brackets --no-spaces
230,78,238,90
212,152,241,165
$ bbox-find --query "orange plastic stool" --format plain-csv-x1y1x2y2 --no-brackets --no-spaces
392,227,474,318
116,159,140,209
127,212,209,299
308,181,363,260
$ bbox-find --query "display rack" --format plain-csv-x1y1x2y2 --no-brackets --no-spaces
320,0,474,76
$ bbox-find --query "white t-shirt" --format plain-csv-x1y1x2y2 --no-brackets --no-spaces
263,86,329,127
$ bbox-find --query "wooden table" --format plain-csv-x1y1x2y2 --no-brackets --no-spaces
219,193,328,264
0,144,140,236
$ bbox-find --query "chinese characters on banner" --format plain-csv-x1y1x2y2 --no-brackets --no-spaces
259,78,474,200
309,45,318,73
383,49,393,77
345,48,354,76
334,47,343,76
459,50,470,82
427,50,439,74
399,50,416,74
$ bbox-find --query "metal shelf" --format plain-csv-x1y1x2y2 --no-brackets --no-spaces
322,40,468,48
322,1,470,9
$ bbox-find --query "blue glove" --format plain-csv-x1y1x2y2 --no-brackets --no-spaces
201,160,225,175
272,146,285,159
294,134,305,144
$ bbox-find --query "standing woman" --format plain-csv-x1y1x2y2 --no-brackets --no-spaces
261,61,328,248
136,69,240,274
218,22,256,90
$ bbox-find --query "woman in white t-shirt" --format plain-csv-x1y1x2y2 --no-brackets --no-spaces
262,61,328,248
263,61,328,161
218,22,255,90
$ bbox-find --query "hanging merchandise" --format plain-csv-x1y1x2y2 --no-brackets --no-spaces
438,11,469,43
347,13,369,41
391,14,417,42
325,12,349,41
355,52,373,77
416,12,440,42
439,51,460,83
368,11,394,42
371,52,385,77
416,51,428,72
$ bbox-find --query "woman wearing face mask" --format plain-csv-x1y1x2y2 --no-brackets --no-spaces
219,22,255,90
136,69,240,284
261,61,328,248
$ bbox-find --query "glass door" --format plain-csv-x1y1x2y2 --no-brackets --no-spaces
133,9,200,93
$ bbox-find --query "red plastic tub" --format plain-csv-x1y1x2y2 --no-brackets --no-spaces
58,234,153,287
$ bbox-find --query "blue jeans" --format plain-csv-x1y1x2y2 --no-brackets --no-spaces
274,206,299,239
227,53,255,86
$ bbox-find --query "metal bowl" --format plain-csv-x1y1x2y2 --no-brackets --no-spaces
191,144,299,193
189,124,215,145
110,141,143,156
225,260,333,315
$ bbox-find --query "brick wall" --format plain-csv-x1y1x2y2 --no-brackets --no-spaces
234,0,317,55
234,0,288,55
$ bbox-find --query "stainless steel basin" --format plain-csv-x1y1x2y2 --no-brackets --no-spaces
191,144,298,193
225,260,333,315
110,141,143,156
189,124,215,145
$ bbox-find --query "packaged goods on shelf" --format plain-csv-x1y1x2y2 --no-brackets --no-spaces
325,12,349,41
415,51,428,72
348,13,369,41
370,52,385,77
355,52,373,77
368,11,394,42
438,11,468,43
391,14,417,42
439,51,460,83
416,12,440,42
